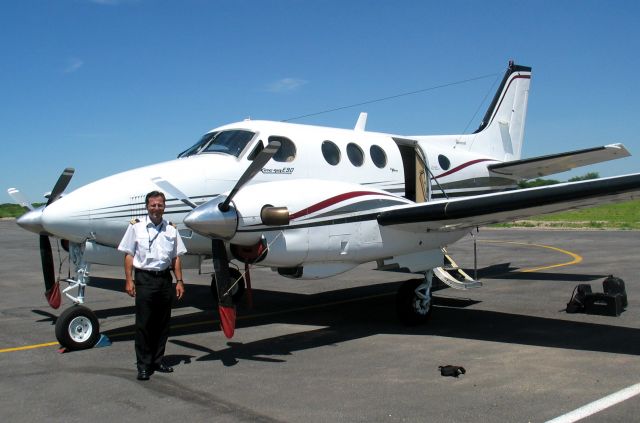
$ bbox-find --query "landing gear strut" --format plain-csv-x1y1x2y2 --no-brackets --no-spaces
396,270,434,325
55,242,100,351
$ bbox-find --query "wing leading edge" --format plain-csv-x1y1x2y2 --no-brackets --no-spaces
377,173,640,231
487,144,630,180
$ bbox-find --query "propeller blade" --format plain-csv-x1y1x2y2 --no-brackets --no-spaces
151,177,198,209
46,168,75,206
39,235,60,308
7,188,34,211
219,140,281,212
211,239,236,338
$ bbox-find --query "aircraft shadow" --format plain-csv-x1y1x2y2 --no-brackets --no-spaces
96,280,640,367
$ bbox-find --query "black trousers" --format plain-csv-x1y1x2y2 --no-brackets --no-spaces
134,270,172,370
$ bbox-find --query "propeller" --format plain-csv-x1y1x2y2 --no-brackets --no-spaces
154,141,281,339
7,188,35,211
9,168,75,308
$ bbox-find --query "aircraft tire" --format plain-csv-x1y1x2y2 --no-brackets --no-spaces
396,278,433,326
210,267,246,304
55,305,100,351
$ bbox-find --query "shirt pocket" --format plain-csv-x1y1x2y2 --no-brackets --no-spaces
157,233,175,261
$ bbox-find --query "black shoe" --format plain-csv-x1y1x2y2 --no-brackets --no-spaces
137,369,151,381
153,363,174,373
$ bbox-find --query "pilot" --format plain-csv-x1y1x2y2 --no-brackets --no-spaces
117,190,187,381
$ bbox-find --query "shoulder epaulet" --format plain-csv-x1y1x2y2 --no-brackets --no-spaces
130,218,140,225
168,221,177,228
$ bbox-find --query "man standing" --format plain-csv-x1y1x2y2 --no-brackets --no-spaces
118,191,187,381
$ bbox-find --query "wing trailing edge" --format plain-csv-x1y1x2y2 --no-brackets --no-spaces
377,173,640,231
487,143,630,180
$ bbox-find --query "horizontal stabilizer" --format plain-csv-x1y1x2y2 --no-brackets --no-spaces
488,144,630,179
378,173,640,231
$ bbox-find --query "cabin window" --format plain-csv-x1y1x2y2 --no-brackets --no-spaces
269,136,297,162
370,145,387,168
438,154,451,171
201,130,255,157
322,141,340,166
347,143,364,167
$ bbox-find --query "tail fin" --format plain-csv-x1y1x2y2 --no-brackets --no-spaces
468,61,531,161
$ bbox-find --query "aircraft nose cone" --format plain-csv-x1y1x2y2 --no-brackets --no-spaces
16,207,47,235
184,196,237,240
41,194,92,242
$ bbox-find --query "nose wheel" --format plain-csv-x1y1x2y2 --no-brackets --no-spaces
55,305,100,351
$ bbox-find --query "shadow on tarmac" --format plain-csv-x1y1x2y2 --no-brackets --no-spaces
70,277,640,369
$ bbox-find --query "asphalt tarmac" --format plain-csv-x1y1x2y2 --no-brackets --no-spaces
1,219,639,422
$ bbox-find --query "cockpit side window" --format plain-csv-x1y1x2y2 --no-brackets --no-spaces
177,131,219,158
203,130,256,157
269,136,297,162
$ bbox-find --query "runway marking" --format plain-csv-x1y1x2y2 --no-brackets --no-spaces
0,241,583,354
481,240,582,272
545,382,640,423
0,341,59,353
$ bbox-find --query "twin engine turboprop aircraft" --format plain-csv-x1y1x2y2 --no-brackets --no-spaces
8,61,640,350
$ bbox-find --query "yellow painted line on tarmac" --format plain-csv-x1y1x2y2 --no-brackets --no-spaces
480,240,583,273
0,341,60,353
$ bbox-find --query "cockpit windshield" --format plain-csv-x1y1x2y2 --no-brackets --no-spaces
177,130,255,158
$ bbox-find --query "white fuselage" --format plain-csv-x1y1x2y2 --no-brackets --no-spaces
38,119,506,276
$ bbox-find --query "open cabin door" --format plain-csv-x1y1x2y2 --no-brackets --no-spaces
393,137,430,203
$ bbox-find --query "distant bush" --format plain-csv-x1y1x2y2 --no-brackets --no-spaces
518,178,560,188
0,204,29,218
568,172,599,182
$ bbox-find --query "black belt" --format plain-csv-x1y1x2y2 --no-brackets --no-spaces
135,268,171,276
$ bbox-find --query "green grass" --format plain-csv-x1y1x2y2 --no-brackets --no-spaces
494,199,640,230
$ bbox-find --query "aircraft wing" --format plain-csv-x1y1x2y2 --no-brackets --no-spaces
377,173,640,231
487,143,630,179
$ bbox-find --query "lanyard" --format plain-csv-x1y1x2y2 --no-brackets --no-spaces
146,221,164,252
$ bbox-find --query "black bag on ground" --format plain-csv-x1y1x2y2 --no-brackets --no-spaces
566,284,592,313
584,292,624,316
603,275,627,308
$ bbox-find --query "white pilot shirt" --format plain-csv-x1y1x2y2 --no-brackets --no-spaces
117,216,187,271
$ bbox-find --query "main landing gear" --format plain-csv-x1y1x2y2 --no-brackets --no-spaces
396,270,434,326
55,242,100,351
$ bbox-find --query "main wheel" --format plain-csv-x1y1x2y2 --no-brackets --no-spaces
55,305,100,351
211,267,246,304
396,279,433,326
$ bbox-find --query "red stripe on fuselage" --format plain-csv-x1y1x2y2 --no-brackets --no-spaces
289,191,397,220
433,158,497,179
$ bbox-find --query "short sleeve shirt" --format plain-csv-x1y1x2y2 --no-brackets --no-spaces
117,216,187,271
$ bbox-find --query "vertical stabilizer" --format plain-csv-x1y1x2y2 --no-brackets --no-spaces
469,62,531,161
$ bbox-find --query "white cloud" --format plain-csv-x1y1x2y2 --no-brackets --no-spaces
63,58,84,74
266,78,308,93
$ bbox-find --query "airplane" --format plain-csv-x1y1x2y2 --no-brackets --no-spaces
8,61,640,350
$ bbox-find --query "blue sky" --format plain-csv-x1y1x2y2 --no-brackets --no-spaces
2,0,639,203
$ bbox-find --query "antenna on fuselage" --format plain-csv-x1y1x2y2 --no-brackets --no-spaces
354,112,368,131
